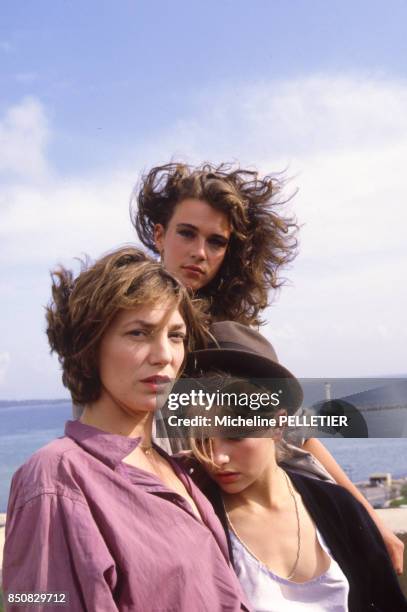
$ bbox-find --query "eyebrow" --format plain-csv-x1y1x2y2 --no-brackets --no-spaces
168,322,187,331
123,319,186,331
176,223,229,241
124,319,154,328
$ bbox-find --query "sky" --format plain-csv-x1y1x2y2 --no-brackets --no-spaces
1,0,406,399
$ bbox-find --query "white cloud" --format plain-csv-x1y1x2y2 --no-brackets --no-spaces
1,74,407,396
0,96,50,180
0,352,10,386
165,74,407,160
0,171,138,266
3,76,406,268
160,75,407,375
241,75,407,154
143,75,407,283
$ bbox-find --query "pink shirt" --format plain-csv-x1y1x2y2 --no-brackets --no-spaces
3,420,249,611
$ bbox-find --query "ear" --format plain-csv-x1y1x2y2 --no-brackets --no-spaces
154,223,165,253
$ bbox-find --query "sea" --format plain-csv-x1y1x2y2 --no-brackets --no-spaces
1,399,407,512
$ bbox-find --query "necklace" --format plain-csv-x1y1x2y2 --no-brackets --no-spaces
139,444,154,456
223,470,301,581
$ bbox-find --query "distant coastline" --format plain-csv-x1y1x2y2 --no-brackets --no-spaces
0,399,70,408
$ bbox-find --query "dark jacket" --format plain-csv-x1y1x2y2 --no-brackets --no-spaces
180,457,407,612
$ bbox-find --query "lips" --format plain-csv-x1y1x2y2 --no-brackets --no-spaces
182,265,205,275
141,375,171,384
140,375,171,391
214,471,240,484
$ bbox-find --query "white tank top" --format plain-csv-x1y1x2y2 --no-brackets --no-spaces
230,528,349,611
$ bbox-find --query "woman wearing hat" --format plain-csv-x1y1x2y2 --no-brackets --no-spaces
182,322,407,612
132,161,404,574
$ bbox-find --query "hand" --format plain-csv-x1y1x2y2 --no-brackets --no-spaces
379,525,404,575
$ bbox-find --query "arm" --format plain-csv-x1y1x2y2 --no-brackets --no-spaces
303,437,404,574
3,491,119,611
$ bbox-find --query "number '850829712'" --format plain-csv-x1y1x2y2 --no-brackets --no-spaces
6,592,68,605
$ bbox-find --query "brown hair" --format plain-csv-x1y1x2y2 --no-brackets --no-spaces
46,246,207,405
131,162,299,326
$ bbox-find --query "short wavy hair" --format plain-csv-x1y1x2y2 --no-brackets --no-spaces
46,246,207,405
131,162,299,326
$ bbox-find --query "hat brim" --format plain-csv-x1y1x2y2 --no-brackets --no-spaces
185,348,303,413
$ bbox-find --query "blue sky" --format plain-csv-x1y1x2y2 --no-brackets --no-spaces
3,0,407,175
1,1,407,398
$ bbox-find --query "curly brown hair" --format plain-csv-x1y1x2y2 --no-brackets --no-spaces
131,162,299,326
46,246,207,405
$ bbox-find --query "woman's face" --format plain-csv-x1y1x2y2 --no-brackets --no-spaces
154,198,231,291
204,437,276,494
97,302,186,417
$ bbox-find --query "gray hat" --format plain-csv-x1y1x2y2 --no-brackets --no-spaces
186,321,303,411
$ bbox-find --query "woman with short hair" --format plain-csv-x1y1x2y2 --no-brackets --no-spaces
3,248,249,611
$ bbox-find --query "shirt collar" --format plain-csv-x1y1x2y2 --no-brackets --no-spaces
65,419,142,469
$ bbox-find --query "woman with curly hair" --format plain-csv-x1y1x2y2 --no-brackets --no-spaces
131,161,404,575
132,162,297,326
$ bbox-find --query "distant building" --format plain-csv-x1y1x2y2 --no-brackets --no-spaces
369,473,392,487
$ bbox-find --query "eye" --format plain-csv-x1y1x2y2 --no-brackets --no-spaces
169,331,186,343
208,237,228,249
128,329,148,338
177,228,195,239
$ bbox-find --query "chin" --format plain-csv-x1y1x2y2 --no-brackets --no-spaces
135,389,170,412
222,477,253,494
210,475,245,494
180,278,202,291
178,272,206,291
125,400,158,415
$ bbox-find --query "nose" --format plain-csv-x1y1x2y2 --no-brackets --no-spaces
149,333,174,366
190,236,207,262
212,440,230,467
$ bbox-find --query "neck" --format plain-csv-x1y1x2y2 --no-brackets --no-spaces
80,396,154,446
224,462,291,511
